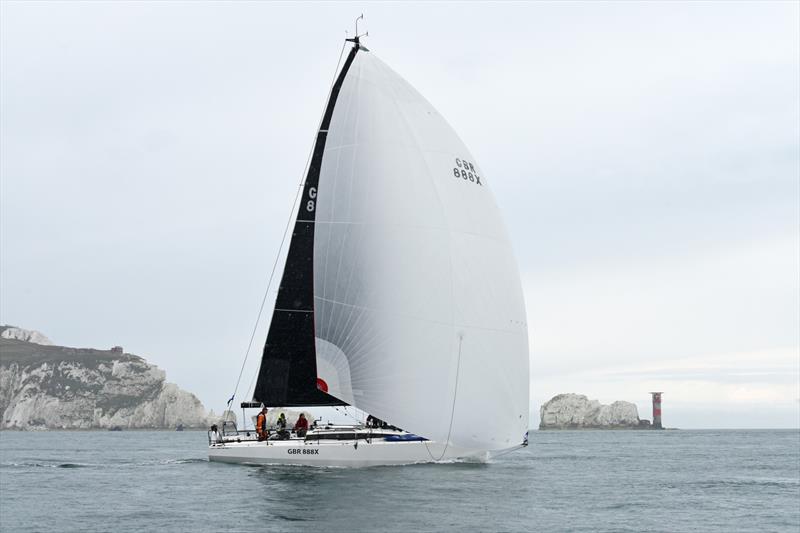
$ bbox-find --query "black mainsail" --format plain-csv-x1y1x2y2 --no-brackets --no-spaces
252,44,360,406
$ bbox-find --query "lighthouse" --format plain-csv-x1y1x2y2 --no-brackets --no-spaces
650,392,663,429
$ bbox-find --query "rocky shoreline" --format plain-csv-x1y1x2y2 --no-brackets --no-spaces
539,393,653,430
0,326,219,431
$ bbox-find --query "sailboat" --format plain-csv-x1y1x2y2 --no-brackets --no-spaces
208,31,529,467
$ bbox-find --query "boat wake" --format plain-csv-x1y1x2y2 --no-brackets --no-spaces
2,458,207,469
1,461,92,469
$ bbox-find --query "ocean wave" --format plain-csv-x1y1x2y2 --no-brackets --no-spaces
690,479,799,489
273,514,310,522
0,461,93,469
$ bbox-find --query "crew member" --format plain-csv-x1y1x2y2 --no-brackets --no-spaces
256,406,269,441
367,415,386,428
294,413,309,437
209,424,221,445
276,413,289,440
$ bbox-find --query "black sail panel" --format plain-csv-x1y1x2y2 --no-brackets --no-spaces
253,44,360,406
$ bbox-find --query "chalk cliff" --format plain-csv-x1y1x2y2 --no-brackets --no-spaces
1,326,53,345
0,326,216,430
539,393,648,429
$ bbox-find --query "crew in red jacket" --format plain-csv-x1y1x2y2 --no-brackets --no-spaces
294,413,309,437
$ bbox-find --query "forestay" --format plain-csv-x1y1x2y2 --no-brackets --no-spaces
313,48,529,451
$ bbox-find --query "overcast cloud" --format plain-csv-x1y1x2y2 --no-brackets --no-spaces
2,2,798,428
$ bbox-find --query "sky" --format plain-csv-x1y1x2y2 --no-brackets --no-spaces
1,1,798,429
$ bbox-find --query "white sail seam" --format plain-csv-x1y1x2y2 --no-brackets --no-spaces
322,56,362,362
327,67,364,358
328,225,370,373
319,68,353,353
330,67,376,369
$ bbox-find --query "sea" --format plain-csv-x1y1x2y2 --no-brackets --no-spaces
1,429,798,532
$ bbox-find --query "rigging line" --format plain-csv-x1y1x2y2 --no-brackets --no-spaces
228,41,349,408
230,179,301,409
241,346,260,406
425,335,464,462
334,405,363,425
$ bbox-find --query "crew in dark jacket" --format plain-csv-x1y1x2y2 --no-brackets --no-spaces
276,413,289,440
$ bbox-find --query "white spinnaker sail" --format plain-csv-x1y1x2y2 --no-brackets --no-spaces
313,49,529,452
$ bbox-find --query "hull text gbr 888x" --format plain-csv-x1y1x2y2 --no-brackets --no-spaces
208,36,529,467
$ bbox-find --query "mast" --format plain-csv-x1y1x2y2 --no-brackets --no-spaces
251,41,361,406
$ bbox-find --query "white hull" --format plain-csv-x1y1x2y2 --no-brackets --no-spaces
208,438,491,467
